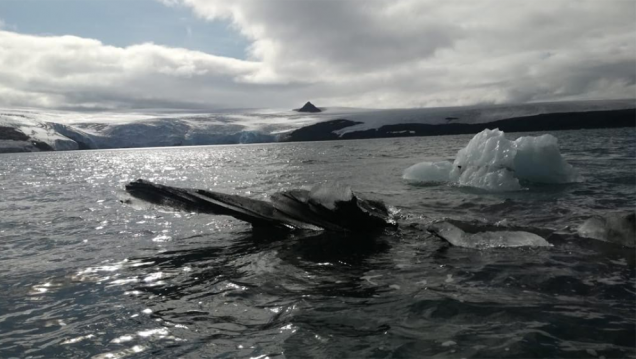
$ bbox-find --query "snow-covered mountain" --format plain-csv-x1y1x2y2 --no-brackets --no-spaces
0,108,326,152
0,99,633,153
331,99,635,135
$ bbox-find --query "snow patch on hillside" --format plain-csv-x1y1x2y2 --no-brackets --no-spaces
334,99,635,135
0,99,633,153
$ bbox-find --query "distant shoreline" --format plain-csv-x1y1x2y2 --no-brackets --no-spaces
281,109,636,142
1,107,634,153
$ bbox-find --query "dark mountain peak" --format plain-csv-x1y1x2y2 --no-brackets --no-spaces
295,101,321,113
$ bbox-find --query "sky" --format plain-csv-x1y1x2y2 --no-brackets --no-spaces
0,0,634,111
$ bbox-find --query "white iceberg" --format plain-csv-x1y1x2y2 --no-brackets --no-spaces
403,128,581,191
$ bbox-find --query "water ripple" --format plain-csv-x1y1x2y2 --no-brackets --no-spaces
0,128,634,358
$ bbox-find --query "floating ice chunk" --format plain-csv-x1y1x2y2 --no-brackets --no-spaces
403,161,453,183
404,129,581,191
429,222,552,249
309,182,353,210
513,134,581,183
577,212,635,247
452,128,517,172
452,165,521,191
448,129,521,190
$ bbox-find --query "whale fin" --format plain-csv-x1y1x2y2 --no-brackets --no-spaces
125,179,310,229
125,179,394,233
270,190,348,232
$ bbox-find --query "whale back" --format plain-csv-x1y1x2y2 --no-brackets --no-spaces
125,179,394,233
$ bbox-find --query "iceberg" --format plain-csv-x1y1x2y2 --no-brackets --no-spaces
577,212,635,248
0,108,315,152
402,161,454,183
403,129,581,191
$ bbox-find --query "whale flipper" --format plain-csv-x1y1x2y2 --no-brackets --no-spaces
270,189,394,232
270,190,347,231
125,179,312,229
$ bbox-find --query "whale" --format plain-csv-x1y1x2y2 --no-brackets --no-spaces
125,179,396,233
122,179,553,249
125,179,633,250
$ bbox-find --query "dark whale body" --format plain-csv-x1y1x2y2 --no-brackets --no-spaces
125,180,634,249
125,179,395,233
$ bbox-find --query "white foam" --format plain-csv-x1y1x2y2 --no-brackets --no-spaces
404,129,581,191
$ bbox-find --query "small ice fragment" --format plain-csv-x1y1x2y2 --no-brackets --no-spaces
442,340,456,347
586,349,598,357
403,161,453,183
389,284,400,290
577,212,635,247
429,222,552,249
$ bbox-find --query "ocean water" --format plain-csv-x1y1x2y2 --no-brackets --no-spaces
0,128,634,359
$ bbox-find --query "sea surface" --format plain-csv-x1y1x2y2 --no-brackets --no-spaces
0,128,634,359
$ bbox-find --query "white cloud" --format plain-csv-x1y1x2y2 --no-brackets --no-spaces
170,0,636,104
0,31,273,110
0,0,634,111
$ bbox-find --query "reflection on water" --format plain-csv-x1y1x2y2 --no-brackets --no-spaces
0,128,634,358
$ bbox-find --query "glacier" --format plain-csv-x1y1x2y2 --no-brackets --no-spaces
0,99,634,153
403,128,581,191
0,108,317,152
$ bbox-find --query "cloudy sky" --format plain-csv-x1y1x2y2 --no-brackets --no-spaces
0,0,634,111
